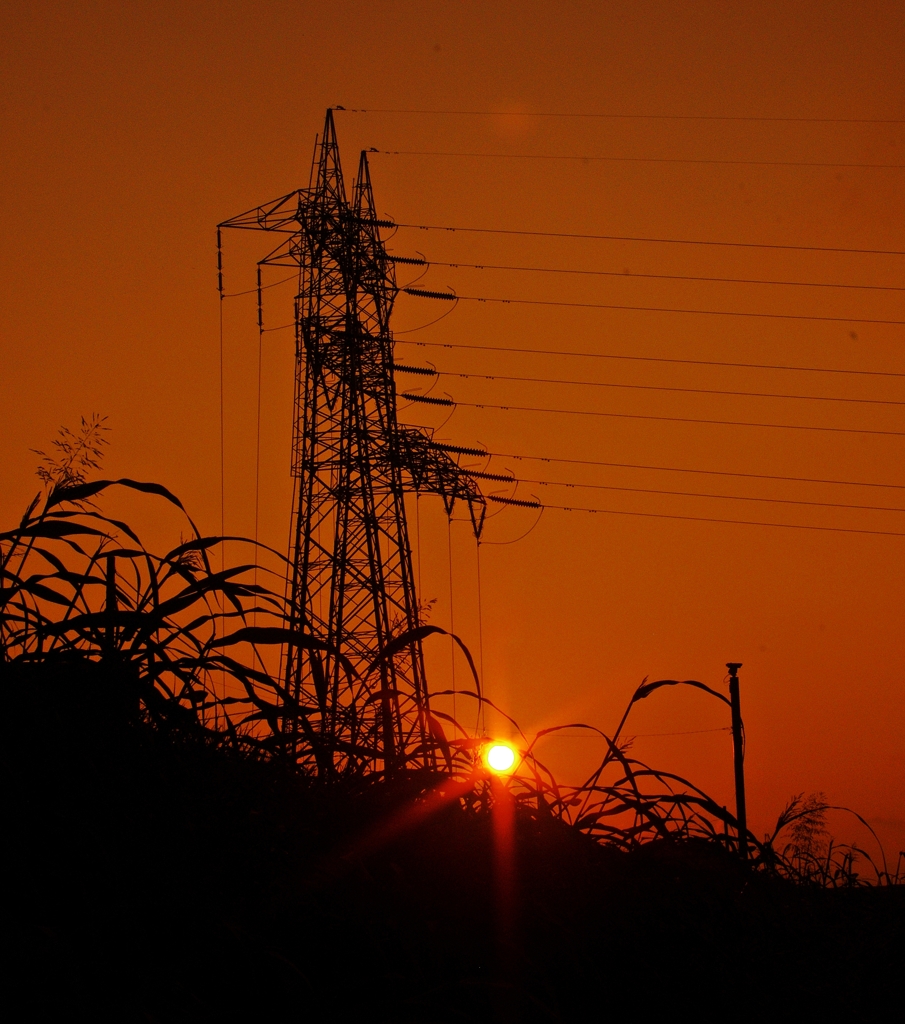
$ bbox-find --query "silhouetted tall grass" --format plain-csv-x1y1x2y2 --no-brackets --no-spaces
2,420,900,888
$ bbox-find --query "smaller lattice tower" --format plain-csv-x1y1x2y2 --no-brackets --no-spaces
220,110,487,777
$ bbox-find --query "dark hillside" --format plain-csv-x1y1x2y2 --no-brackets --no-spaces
4,659,902,1022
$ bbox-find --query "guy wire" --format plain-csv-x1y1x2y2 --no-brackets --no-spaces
476,538,485,736
447,516,456,725
217,230,226,577
254,265,264,623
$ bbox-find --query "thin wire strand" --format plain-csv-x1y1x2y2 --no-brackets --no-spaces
393,222,905,256
415,258,905,292
216,230,227,678
515,477,905,515
415,493,422,597
393,295,460,334
432,370,905,408
476,539,485,736
253,289,264,622
376,149,905,169
218,283,226,574
445,399,905,437
345,107,905,125
539,503,905,537
447,516,456,723
407,290,905,326
479,505,546,545
398,339,905,380
222,272,298,298
480,449,905,492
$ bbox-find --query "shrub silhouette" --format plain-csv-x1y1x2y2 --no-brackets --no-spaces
2,425,902,1020
2,423,900,883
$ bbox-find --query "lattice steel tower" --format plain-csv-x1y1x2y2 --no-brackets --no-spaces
220,110,486,777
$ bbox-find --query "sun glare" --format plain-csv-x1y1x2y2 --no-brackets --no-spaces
485,742,516,773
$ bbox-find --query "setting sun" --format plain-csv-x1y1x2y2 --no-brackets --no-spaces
486,742,517,773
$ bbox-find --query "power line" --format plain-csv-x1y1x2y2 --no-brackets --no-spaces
403,288,905,326
397,339,905,380
344,107,905,125
511,477,905,515
412,258,905,293
428,370,905,408
375,149,905,170
480,449,905,492
393,222,905,256
425,398,905,437
537,503,905,538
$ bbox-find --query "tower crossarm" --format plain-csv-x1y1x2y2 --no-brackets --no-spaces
394,428,487,538
218,190,305,234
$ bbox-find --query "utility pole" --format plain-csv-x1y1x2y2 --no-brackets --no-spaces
726,662,747,859
219,110,490,777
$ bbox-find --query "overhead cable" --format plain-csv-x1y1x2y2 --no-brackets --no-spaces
397,339,905,379
375,149,905,170
404,288,905,326
537,504,905,537
513,477,905,514
392,222,905,256
408,258,905,292
344,107,905,125
222,272,298,298
477,450,905,492
446,399,905,437
431,370,905,407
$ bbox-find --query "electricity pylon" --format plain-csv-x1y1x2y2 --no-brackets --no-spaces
220,110,486,777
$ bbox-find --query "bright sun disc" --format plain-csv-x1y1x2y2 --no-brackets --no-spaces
486,743,516,772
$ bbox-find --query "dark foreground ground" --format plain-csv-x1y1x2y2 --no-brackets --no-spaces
4,663,903,1022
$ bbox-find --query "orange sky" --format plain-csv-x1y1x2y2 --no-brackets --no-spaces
2,1,903,858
